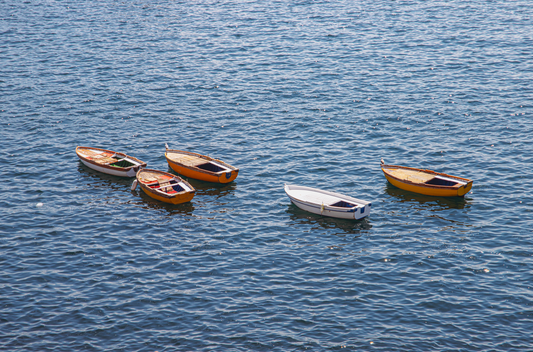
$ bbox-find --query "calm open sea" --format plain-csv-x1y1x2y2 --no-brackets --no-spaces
1,0,532,350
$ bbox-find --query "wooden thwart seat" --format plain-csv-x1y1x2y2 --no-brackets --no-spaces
387,168,434,184
139,171,173,184
93,156,119,165
166,153,206,167
78,149,104,158
79,149,119,165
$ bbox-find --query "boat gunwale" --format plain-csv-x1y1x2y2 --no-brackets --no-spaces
381,164,473,190
76,146,147,171
287,195,359,213
165,149,239,177
136,168,195,200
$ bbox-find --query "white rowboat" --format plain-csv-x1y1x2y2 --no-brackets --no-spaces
284,184,371,220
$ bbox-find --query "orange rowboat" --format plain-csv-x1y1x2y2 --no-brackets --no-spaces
133,169,195,205
381,161,473,197
164,144,239,184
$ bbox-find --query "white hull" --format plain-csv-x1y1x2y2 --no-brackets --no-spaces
285,184,371,220
80,158,140,177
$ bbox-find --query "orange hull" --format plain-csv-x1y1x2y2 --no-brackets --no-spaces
381,164,473,197
165,149,239,184
136,169,195,204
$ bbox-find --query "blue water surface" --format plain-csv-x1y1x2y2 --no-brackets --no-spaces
1,0,532,350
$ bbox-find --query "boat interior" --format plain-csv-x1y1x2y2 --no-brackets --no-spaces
108,158,135,168
386,167,465,186
145,180,185,194
80,149,135,167
196,162,228,173
138,171,187,194
330,200,356,208
167,152,231,173
425,176,460,186
330,200,370,214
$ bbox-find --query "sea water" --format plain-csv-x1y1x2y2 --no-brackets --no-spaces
1,1,532,350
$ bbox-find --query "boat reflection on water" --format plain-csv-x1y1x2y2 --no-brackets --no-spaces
78,163,135,192
134,188,195,215
286,203,372,234
384,183,470,210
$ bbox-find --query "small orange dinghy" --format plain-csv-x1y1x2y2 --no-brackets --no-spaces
133,169,195,205
380,160,473,197
164,144,239,184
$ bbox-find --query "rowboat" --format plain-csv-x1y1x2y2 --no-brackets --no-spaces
133,169,195,205
380,161,473,197
284,184,372,220
164,144,239,183
76,146,146,177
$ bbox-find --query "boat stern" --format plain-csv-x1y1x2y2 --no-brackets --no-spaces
125,165,141,177
458,180,473,197
217,169,239,183
354,203,372,220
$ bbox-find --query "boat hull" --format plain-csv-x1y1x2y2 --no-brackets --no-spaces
285,184,371,220
287,196,371,219
381,164,473,197
165,149,239,184
76,146,146,177
139,184,195,204
79,158,139,177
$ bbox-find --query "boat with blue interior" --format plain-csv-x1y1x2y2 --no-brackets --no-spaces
165,144,239,184
133,169,195,204
380,160,473,197
284,184,372,220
